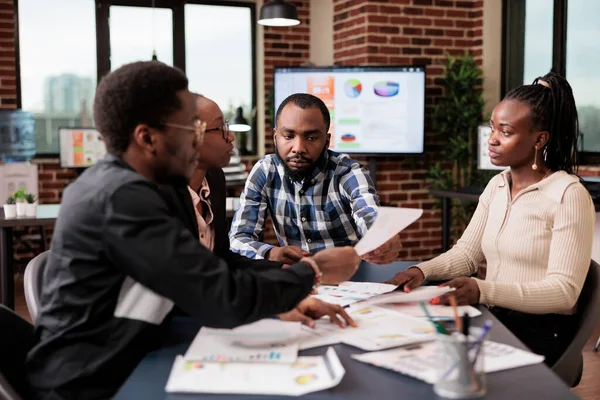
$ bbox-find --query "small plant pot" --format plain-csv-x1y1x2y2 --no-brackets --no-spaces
26,203,37,217
16,202,27,217
3,204,17,218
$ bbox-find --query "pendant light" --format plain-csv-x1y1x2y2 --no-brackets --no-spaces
258,0,300,27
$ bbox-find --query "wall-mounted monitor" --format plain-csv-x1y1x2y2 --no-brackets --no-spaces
59,127,107,168
273,65,425,155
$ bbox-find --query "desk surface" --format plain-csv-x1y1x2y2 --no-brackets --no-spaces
115,261,575,400
0,204,60,227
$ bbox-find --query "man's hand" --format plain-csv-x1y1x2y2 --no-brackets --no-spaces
268,246,311,264
279,298,357,329
432,278,480,306
362,234,402,265
312,247,360,284
385,267,425,292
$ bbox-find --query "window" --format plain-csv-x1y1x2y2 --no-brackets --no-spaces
18,0,97,155
109,6,173,69
17,0,257,156
502,0,600,161
185,4,254,154
566,0,600,153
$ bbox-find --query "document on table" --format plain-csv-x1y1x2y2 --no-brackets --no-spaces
166,347,345,396
352,340,545,384
367,286,454,305
354,207,423,256
381,303,482,320
312,281,398,307
297,304,436,351
184,319,301,363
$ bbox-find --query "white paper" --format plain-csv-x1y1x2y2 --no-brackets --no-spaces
381,303,482,320
354,207,423,256
297,304,436,351
340,304,437,351
367,286,454,305
352,340,545,384
166,347,345,396
312,281,398,307
184,319,301,363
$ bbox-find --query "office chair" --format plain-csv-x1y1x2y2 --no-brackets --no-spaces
24,250,49,322
552,260,600,387
0,304,35,400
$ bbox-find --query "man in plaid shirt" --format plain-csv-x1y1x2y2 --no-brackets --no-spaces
229,93,401,265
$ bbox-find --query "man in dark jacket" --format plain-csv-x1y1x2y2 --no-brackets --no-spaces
26,61,359,399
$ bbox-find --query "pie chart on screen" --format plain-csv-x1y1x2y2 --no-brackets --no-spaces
374,81,400,97
344,79,362,98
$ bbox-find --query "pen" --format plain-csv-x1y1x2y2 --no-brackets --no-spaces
449,295,462,333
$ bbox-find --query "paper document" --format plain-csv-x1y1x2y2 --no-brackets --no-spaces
353,340,545,384
367,286,454,305
354,207,423,256
297,304,436,351
166,347,345,396
313,281,398,307
184,319,300,363
382,303,482,320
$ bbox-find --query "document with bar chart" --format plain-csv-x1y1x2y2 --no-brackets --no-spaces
184,319,301,364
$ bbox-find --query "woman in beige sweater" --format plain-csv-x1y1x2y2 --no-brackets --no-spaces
388,71,595,366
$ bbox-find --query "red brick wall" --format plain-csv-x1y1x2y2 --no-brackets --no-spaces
332,0,484,261
262,0,311,154
0,0,16,109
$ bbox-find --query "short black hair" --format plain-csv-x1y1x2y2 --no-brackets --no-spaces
505,70,579,173
93,61,189,155
275,93,331,132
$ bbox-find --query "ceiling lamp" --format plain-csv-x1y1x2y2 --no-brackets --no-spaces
257,0,300,27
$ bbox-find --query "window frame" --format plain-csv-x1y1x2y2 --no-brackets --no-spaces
501,0,599,163
15,0,258,156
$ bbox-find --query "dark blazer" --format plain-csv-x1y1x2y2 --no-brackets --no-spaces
161,168,283,270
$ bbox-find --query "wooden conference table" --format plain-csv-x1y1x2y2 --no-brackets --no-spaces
115,261,576,400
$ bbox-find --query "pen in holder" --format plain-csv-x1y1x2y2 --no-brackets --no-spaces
433,324,489,399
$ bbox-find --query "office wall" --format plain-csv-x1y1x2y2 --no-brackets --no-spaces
331,0,484,260
0,0,15,109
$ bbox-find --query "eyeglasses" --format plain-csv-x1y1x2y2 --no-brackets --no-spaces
165,120,207,144
205,120,231,142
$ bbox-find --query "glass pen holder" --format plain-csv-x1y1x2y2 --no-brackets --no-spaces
434,327,486,399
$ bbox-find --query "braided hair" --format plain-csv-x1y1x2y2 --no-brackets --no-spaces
504,71,579,174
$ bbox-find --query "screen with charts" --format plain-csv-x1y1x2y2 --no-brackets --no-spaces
274,66,425,154
59,128,107,168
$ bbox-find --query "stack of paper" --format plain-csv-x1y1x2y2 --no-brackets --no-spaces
380,303,482,320
366,286,454,305
352,340,545,384
167,320,346,395
313,281,398,307
298,304,437,351
166,347,345,395
184,319,301,363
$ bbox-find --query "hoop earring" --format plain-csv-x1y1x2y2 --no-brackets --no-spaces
532,147,538,171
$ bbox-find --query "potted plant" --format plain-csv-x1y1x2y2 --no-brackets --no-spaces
25,192,37,217
427,53,494,237
13,188,28,217
3,195,16,218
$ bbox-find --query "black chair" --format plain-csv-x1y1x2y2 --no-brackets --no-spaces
551,260,600,387
0,305,35,399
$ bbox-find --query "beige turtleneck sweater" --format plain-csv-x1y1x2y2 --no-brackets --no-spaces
418,170,595,315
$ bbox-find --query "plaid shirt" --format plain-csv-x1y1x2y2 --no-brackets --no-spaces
229,150,379,259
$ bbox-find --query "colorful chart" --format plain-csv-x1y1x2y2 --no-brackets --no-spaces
341,133,356,142
344,79,362,98
373,81,400,97
295,373,318,385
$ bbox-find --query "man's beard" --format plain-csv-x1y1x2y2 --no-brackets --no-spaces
275,143,328,183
